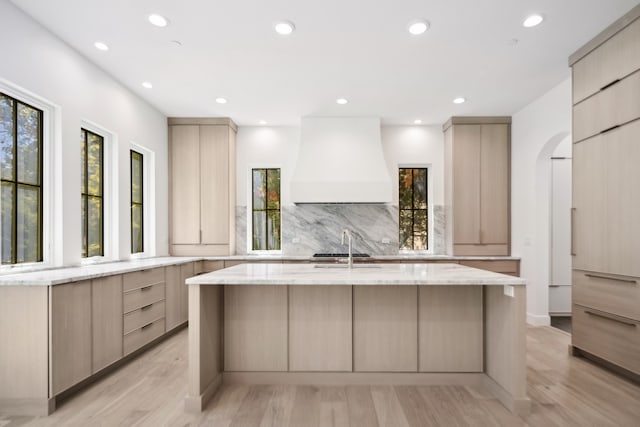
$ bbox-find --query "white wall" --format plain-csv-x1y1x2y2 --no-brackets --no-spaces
512,78,572,325
236,124,444,207
0,0,168,267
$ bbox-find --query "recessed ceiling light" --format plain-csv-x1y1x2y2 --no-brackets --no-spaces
274,21,295,35
523,14,544,28
142,82,153,89
336,98,348,105
453,97,466,104
408,20,429,35
216,97,228,104
94,41,109,51
259,120,267,125
414,119,422,125
148,14,169,27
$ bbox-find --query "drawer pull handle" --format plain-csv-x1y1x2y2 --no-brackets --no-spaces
600,78,620,91
600,124,620,134
584,273,637,284
585,310,637,327
141,304,153,311
141,322,154,330
141,286,152,291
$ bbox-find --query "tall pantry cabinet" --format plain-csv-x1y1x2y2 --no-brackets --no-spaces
443,117,511,256
168,118,237,256
570,5,640,379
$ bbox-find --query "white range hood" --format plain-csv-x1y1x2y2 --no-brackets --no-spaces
290,117,392,203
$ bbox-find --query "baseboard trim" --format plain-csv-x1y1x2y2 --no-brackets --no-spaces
527,312,551,326
481,375,531,417
223,371,484,386
0,397,55,416
184,373,223,413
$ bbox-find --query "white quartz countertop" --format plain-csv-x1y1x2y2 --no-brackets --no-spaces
0,256,201,286
203,255,521,262
187,262,526,286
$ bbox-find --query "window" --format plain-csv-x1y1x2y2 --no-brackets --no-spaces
131,150,143,254
399,167,428,251
81,128,104,258
0,92,43,264
251,168,281,251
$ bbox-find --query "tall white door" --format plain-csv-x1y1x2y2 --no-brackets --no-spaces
549,157,572,315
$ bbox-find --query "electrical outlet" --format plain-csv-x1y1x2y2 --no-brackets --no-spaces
503,285,514,298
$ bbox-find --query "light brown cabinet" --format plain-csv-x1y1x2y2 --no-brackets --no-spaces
570,6,640,379
169,118,237,256
444,117,511,256
418,286,483,372
50,281,92,395
91,276,123,373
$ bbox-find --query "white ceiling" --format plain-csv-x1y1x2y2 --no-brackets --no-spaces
10,0,640,126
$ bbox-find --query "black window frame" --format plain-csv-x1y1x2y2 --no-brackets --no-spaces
398,167,429,251
0,92,44,265
130,150,144,254
251,168,281,251
81,128,104,258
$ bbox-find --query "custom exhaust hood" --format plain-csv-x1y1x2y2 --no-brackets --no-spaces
290,117,392,203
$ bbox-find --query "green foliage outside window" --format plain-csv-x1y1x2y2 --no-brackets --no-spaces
81,129,104,258
399,168,428,250
252,168,281,251
0,93,43,264
131,150,143,254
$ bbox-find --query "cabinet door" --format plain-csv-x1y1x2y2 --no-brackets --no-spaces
419,286,482,372
165,265,182,331
170,125,200,244
572,137,608,272
572,18,640,104
51,282,92,395
480,124,509,245
353,286,418,372
180,262,195,323
606,120,640,277
91,276,123,373
200,125,229,244
453,125,481,244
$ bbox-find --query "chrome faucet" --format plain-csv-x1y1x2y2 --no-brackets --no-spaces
341,229,353,268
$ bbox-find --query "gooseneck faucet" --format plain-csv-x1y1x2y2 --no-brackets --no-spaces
341,229,353,268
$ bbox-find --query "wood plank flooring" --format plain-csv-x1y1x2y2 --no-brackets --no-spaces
1,326,639,426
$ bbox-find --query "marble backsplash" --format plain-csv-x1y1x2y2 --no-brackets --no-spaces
235,204,445,255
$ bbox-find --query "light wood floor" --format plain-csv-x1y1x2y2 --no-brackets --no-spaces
2,326,639,427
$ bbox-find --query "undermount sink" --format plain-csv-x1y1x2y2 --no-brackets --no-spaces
313,264,381,269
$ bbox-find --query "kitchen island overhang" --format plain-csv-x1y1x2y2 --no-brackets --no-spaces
185,263,529,416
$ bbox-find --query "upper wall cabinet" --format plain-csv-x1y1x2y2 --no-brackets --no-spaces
571,16,640,104
169,118,237,256
443,117,511,256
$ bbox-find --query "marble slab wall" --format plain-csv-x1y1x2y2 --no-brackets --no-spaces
235,204,445,255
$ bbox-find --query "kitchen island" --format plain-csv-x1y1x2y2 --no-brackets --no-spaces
185,263,529,415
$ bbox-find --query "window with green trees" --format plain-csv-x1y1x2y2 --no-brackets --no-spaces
399,167,428,251
81,129,104,258
0,92,43,265
131,150,143,254
252,168,281,251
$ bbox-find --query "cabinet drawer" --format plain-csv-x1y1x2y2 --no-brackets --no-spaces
572,304,639,374
123,283,165,314
573,70,640,142
458,260,519,276
573,17,640,104
122,268,165,292
123,318,165,356
573,270,639,320
123,300,166,335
